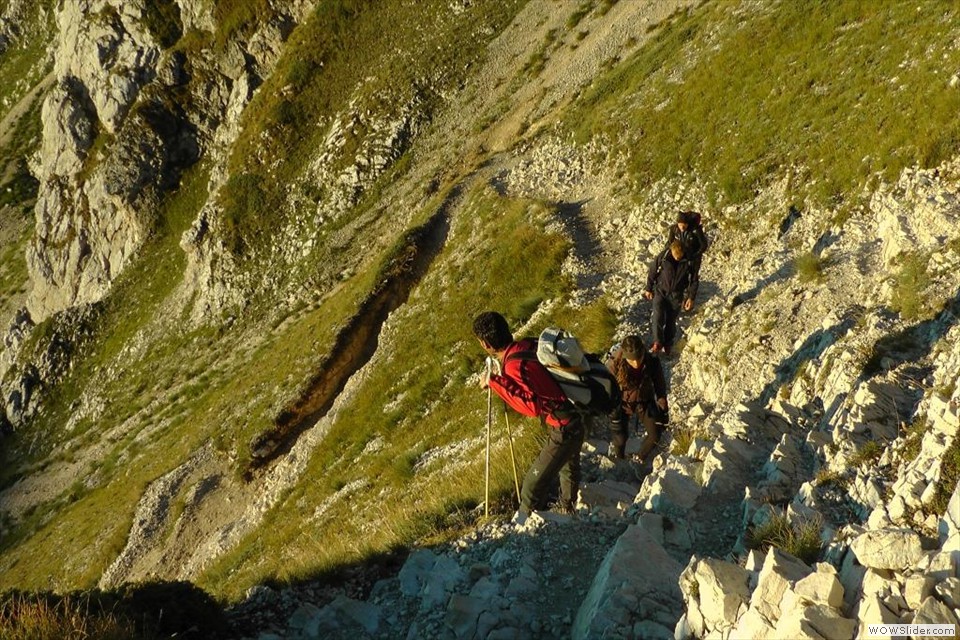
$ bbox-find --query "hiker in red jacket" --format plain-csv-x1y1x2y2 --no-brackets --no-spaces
473,311,584,515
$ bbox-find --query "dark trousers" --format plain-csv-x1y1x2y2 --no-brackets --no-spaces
609,405,663,460
651,293,680,347
520,418,584,513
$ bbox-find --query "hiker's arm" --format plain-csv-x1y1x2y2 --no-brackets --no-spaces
685,264,699,305
652,359,668,406
645,257,658,294
697,226,709,253
488,374,539,419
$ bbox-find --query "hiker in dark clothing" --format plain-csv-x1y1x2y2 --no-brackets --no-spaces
605,335,668,461
664,210,709,278
474,311,583,515
644,240,698,355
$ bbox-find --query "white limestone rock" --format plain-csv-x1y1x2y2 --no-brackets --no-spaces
912,595,960,627
691,557,752,634
772,603,856,640
792,569,845,608
856,595,901,639
850,528,924,571
749,547,813,624
904,573,937,610
573,525,683,640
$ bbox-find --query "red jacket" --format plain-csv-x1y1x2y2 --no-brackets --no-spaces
489,339,570,428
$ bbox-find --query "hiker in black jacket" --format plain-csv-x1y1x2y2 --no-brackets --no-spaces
664,210,709,278
605,335,668,461
644,240,698,355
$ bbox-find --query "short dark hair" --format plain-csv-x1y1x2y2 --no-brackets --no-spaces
621,335,644,359
473,311,513,350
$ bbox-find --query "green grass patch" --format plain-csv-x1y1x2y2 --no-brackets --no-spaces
849,439,883,467
0,582,226,640
793,251,824,283
569,1,960,209
0,0,55,120
745,513,823,566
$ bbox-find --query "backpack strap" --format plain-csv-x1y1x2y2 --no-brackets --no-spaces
503,350,571,422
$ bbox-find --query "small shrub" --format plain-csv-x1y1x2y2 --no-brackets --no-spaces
671,427,705,456
928,436,960,516
849,440,883,467
746,514,823,565
815,468,846,488
567,3,592,30
0,593,141,640
901,416,927,463
793,251,824,283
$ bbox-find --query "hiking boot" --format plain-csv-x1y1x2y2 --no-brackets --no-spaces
549,500,576,515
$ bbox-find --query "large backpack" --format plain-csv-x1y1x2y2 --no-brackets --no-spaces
514,327,621,416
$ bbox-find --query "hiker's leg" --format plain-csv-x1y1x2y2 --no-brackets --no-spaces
651,294,666,345
609,407,627,459
557,419,585,508
636,410,660,461
521,426,573,512
664,298,680,347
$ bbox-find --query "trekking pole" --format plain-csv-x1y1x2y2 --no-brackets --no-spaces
503,407,521,504
485,357,493,518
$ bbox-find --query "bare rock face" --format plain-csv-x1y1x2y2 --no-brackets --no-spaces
27,0,164,320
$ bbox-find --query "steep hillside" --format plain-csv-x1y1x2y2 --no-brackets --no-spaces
0,0,958,638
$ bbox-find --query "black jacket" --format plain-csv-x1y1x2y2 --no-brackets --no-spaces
647,251,698,302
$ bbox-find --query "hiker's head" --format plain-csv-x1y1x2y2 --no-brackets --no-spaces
677,211,694,231
473,311,513,352
621,335,644,365
670,240,684,260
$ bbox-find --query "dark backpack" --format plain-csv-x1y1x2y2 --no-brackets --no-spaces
512,327,621,416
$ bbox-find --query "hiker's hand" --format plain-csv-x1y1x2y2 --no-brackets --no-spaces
657,397,668,412
683,298,694,311
643,290,653,300
479,373,490,390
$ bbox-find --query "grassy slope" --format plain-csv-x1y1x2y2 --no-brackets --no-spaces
571,0,960,213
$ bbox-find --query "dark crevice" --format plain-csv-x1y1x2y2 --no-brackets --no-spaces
244,192,457,478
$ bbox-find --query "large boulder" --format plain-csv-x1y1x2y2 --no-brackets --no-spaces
679,557,752,636
573,525,683,640
850,528,924,571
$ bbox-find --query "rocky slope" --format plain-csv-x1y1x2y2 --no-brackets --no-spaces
0,1,958,639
